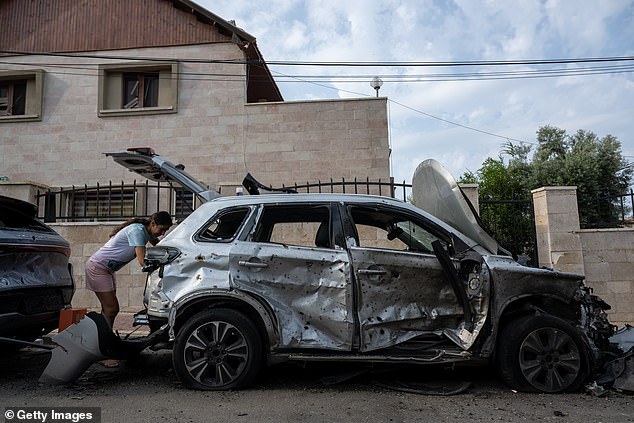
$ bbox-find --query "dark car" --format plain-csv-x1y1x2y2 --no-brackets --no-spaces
0,195,74,348
109,148,614,393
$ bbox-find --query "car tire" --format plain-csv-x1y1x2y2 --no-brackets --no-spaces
172,308,262,390
496,314,589,393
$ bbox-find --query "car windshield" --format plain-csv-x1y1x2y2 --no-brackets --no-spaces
0,204,53,233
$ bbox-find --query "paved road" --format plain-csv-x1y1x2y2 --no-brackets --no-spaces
1,345,632,423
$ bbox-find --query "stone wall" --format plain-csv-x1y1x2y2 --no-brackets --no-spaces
0,182,49,204
0,44,390,193
578,229,634,324
531,186,633,325
532,187,585,274
50,222,147,312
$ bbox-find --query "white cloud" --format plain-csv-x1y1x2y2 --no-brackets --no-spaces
195,0,634,182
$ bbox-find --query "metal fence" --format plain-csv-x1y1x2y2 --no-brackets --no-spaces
479,199,538,266
35,178,411,222
581,189,634,229
286,177,411,202
36,180,199,222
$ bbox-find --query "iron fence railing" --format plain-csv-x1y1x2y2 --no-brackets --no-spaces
33,176,634,269
581,189,634,229
285,177,411,202
479,199,538,266
36,180,199,222
35,178,411,222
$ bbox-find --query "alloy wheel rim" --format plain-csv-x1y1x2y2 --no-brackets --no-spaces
183,320,249,387
518,327,581,392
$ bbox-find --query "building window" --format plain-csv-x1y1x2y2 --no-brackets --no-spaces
98,62,178,117
123,72,159,109
0,70,43,123
71,188,136,221
0,80,26,115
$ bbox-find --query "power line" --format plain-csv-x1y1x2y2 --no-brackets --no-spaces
267,57,634,67
2,49,634,68
2,51,630,148
2,60,633,83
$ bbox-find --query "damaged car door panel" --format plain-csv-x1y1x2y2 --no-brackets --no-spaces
91,148,616,393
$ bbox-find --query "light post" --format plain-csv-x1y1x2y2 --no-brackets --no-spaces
370,77,383,97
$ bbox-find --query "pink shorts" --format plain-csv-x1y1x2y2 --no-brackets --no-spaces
85,260,117,292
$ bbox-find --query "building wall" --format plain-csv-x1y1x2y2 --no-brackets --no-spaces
579,229,634,325
50,223,123,312
0,44,390,191
531,186,633,325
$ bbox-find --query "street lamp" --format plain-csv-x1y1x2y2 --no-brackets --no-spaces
370,77,383,97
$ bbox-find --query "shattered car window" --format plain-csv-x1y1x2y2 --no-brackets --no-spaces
348,206,449,253
196,207,250,242
252,205,331,248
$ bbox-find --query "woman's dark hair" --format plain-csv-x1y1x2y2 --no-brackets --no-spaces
153,211,173,226
109,211,172,237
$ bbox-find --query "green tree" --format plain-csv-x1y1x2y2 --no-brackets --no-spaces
461,125,632,226
459,147,535,261
460,142,533,200
459,125,632,258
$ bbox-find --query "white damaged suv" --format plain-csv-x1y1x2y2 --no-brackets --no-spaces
110,148,613,393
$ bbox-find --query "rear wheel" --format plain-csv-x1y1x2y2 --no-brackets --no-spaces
173,308,262,390
496,315,589,393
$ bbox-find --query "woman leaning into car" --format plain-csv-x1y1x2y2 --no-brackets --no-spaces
85,211,173,329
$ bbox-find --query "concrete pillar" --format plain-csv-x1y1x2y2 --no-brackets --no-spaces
531,186,585,274
0,181,50,205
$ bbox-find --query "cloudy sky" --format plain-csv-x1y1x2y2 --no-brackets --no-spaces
195,0,634,183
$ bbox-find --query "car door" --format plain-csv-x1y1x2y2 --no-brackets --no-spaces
343,204,469,352
229,203,354,351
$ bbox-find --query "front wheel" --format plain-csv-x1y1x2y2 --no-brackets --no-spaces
496,314,589,393
173,308,262,390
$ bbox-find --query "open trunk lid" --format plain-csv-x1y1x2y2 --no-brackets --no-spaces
105,147,219,203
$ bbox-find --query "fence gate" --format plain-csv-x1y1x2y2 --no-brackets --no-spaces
479,199,538,266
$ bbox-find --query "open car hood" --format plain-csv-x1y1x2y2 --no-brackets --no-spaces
412,159,500,254
105,148,219,203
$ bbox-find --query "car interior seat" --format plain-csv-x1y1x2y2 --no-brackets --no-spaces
315,221,330,248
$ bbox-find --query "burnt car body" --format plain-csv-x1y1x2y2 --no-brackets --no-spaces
0,195,74,346
110,148,613,393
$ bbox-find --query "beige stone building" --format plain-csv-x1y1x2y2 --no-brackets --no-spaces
0,0,390,192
